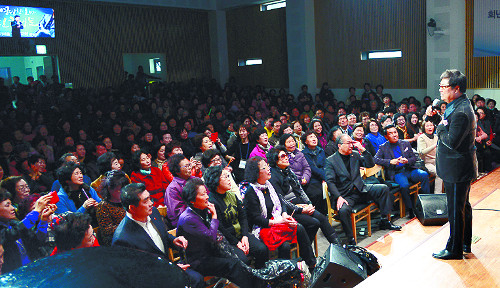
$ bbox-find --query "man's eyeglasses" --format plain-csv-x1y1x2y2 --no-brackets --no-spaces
438,84,451,89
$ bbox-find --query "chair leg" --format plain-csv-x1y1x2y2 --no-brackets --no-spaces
314,234,319,257
399,193,405,217
367,209,372,237
351,214,357,244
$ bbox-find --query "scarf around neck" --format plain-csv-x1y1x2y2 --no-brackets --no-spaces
250,181,282,239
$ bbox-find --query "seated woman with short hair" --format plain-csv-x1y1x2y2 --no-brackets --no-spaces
51,212,99,255
242,157,316,269
203,166,268,268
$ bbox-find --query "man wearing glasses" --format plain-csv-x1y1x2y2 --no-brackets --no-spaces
432,69,476,260
326,134,401,245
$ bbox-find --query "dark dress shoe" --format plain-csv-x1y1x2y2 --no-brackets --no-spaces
432,249,463,260
463,245,471,253
379,219,402,230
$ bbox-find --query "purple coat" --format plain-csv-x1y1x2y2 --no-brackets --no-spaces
288,149,311,184
164,176,195,227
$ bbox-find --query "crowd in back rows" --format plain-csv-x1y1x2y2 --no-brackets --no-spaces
0,74,499,279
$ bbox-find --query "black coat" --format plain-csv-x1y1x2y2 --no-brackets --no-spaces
111,208,175,257
436,94,477,183
325,150,374,201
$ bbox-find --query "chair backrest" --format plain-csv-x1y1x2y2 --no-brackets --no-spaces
322,181,335,225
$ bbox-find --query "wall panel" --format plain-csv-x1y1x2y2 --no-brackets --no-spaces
226,5,288,88
314,0,426,89
466,0,500,89
0,1,211,88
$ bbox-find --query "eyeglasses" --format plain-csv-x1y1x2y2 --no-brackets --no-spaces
17,185,30,191
438,84,451,89
278,153,288,159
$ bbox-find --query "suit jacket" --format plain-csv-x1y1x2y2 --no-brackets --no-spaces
436,94,477,183
325,150,374,200
112,208,175,257
374,139,417,181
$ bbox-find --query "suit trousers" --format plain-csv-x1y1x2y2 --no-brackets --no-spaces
336,184,393,240
444,181,472,254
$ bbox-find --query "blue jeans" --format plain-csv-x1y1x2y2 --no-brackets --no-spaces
394,169,430,209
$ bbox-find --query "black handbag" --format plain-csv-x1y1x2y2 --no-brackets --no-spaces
345,245,381,276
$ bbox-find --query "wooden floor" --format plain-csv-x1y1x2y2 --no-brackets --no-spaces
356,168,500,288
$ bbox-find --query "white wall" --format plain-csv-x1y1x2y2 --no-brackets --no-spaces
426,0,466,97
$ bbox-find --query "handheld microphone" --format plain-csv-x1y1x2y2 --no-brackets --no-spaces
432,99,440,107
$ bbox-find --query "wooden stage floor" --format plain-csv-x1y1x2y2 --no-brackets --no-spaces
356,168,500,288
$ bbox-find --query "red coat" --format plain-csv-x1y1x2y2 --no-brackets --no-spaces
130,167,169,207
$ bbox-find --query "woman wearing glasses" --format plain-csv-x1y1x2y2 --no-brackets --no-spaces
242,156,317,270
267,145,340,245
164,154,198,228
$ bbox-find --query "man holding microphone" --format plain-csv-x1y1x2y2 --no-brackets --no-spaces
432,69,477,260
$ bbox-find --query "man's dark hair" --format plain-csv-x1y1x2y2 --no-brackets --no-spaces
376,84,384,90
475,96,485,103
201,149,221,168
165,140,182,156
121,183,146,211
278,124,291,136
244,156,266,183
97,152,117,175
167,153,187,177
27,153,45,166
58,152,76,167
182,178,205,206
202,166,223,194
252,127,267,143
0,187,13,203
383,124,397,136
54,212,92,252
99,170,130,201
440,69,467,93
301,130,316,146
267,145,287,168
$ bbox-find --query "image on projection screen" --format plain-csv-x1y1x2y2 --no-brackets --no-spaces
474,0,500,57
0,5,55,38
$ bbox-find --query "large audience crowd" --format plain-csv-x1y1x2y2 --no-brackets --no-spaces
0,72,498,285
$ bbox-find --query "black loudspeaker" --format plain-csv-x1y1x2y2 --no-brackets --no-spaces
415,194,448,226
309,244,367,288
